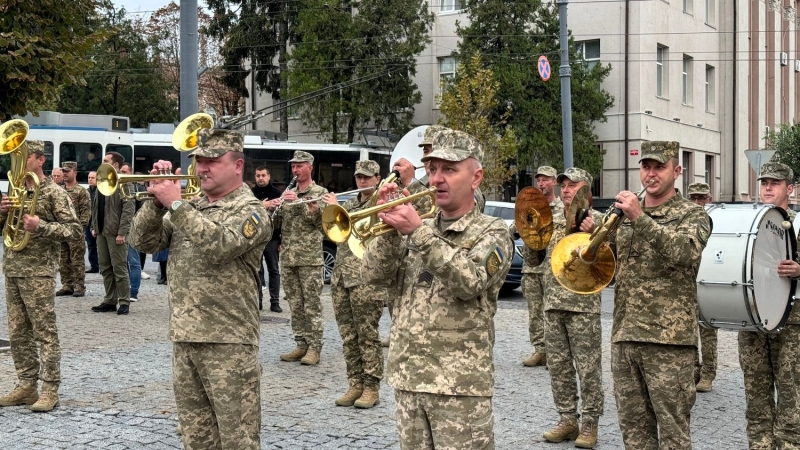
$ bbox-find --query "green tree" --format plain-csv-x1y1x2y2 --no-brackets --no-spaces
0,0,107,119
439,54,517,199
456,0,614,179
287,0,433,143
767,124,800,180
56,3,177,127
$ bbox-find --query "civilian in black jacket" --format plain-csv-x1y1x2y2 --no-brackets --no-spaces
252,166,283,312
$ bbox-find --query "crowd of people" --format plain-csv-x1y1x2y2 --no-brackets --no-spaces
0,127,798,450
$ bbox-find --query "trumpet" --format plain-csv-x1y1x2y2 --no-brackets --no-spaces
322,187,437,244
270,176,298,220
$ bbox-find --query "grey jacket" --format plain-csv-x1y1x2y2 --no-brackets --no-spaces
91,189,134,237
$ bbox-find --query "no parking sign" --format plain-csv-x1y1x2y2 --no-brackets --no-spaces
538,56,551,81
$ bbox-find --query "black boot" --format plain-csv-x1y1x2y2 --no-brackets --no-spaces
270,300,282,313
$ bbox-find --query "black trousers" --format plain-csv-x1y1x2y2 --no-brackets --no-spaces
258,240,281,303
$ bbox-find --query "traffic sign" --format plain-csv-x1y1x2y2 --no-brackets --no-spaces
538,56,551,81
629,149,639,156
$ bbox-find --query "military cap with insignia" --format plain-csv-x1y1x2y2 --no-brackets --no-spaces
557,167,593,186
758,161,794,182
288,150,314,164
354,160,380,176
62,161,78,171
687,182,711,196
189,129,244,158
639,141,680,164
421,129,484,164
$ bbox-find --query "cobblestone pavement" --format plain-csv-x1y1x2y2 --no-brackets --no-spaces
0,260,749,449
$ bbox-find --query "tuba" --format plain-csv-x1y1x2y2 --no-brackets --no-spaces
0,119,40,251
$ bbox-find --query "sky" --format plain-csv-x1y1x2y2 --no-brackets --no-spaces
113,0,179,15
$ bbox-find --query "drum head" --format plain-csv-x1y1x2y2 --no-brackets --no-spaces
751,207,795,331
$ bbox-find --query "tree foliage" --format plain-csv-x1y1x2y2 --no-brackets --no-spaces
438,54,517,199
767,124,800,181
286,0,434,143
456,0,614,178
56,3,177,128
0,0,107,119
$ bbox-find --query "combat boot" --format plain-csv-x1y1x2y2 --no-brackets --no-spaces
696,377,713,392
279,345,308,362
522,351,547,367
0,380,38,406
575,419,598,448
354,386,380,409
335,383,363,406
542,417,579,443
300,349,321,365
29,382,59,412
55,288,74,296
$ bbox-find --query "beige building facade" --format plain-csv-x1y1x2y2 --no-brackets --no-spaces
248,0,799,200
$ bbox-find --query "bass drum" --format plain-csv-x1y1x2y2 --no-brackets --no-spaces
697,204,796,332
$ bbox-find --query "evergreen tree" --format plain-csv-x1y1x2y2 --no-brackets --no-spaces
767,124,800,180
456,0,613,179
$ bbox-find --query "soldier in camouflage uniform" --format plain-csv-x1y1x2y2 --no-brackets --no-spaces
268,150,328,365
56,161,91,297
687,182,717,393
324,160,387,409
129,129,272,450
738,161,800,450
608,141,710,449
540,168,604,448
362,130,512,449
0,140,82,412
516,166,564,367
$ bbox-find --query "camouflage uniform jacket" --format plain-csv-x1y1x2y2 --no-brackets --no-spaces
128,185,272,346
65,183,91,227
331,194,372,288
361,206,513,397
541,208,604,314
272,182,327,266
0,177,82,278
611,192,710,346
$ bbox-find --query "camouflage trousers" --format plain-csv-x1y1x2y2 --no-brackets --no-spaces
394,389,494,450
612,342,696,450
738,326,800,450
173,342,261,450
283,265,324,350
544,310,603,420
697,326,718,381
5,276,61,383
59,238,86,291
331,280,384,387
522,273,545,350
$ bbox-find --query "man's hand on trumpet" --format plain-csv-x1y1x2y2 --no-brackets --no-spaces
613,190,643,222
375,183,421,236
392,158,417,187
147,159,183,209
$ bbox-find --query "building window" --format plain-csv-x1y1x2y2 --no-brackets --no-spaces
657,45,668,98
705,65,715,112
683,0,693,14
576,40,601,70
441,0,461,12
705,0,716,25
705,154,714,194
682,55,693,105
683,151,693,196
438,56,458,98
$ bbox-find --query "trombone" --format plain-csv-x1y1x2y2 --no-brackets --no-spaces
97,113,209,200
0,119,40,251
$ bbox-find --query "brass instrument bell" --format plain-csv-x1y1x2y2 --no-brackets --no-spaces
514,187,553,250
0,119,40,251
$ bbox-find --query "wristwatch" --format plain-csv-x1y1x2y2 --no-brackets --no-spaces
169,200,184,213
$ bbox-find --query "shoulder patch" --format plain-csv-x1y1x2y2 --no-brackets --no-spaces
697,221,710,244
242,212,261,239
486,247,504,277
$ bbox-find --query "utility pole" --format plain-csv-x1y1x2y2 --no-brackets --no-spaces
179,0,199,172
557,0,574,168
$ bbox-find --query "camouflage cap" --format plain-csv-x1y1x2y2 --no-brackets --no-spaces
189,129,244,158
557,167,593,186
758,161,794,182
687,182,711,196
288,150,314,164
639,141,680,163
418,125,448,147
26,140,46,155
420,129,484,164
354,160,380,176
535,166,557,178
62,161,78,171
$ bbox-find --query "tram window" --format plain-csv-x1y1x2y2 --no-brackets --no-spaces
0,141,54,180
61,142,103,183
107,144,133,168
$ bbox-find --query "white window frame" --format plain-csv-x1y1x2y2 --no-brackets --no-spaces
438,56,458,101
705,65,715,113
657,45,668,98
576,39,601,70
682,55,693,105
683,0,693,14
440,0,462,13
705,0,716,26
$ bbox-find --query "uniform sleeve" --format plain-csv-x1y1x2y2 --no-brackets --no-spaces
77,189,91,227
35,190,82,243
129,201,172,254
169,201,273,265
409,222,513,301
117,195,135,236
304,187,328,233
361,232,407,287
631,207,709,269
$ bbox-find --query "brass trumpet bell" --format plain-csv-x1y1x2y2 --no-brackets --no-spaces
0,120,28,154
550,232,615,294
0,119,40,251
514,187,552,250
172,113,214,151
